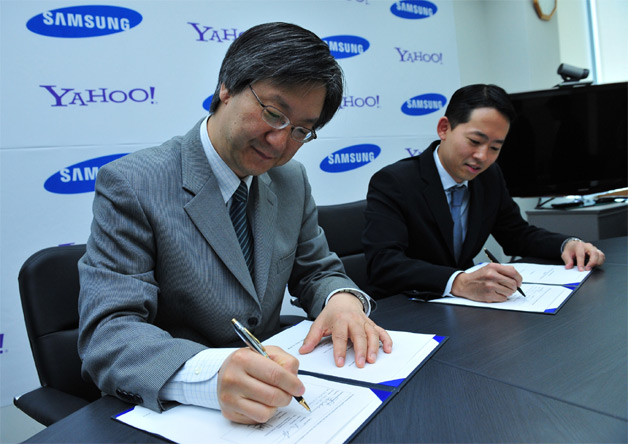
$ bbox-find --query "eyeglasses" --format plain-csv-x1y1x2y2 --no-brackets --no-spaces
248,84,317,143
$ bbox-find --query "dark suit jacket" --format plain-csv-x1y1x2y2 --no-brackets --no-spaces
78,119,356,411
362,141,568,299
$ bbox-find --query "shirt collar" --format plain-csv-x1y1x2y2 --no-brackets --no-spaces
433,144,468,191
200,115,253,204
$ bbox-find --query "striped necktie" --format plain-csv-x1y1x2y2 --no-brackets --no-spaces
229,181,254,276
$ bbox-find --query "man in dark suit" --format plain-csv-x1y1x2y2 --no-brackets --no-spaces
78,22,391,425
363,84,605,301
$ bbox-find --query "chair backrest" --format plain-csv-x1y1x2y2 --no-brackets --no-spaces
317,200,369,290
18,244,101,402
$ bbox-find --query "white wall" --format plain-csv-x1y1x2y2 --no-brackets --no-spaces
454,0,561,93
593,0,628,83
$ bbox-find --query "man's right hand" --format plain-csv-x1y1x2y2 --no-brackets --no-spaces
217,346,304,424
451,263,522,302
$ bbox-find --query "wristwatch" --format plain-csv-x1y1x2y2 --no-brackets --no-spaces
561,237,582,252
325,288,375,317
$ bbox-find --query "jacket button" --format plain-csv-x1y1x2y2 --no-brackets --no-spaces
248,317,258,327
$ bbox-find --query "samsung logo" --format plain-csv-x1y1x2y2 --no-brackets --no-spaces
390,1,437,19
26,5,142,38
44,154,127,194
323,35,370,59
401,93,447,116
202,94,214,111
320,144,381,173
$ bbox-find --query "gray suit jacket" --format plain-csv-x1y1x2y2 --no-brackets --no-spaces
78,119,355,411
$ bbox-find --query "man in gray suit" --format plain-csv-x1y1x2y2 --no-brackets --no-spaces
78,22,392,425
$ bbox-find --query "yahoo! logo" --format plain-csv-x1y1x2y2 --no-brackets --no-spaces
395,47,443,64
26,5,142,38
44,154,127,194
188,23,241,43
40,85,156,107
323,35,369,59
404,147,426,157
320,144,380,173
0,333,4,354
401,93,447,116
340,95,380,109
390,1,437,19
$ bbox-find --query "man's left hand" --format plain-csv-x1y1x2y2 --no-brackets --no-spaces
298,292,393,368
562,239,605,271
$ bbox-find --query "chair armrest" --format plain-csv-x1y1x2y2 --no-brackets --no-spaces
14,386,93,426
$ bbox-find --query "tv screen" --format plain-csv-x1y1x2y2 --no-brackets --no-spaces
497,82,627,197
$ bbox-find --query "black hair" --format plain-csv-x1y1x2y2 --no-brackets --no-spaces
209,22,344,130
445,84,516,129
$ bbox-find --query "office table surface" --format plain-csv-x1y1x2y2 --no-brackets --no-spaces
24,237,627,443
371,263,627,421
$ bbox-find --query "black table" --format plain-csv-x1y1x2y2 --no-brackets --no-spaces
25,237,628,443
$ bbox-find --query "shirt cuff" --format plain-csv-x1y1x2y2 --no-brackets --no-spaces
444,270,464,297
159,347,237,410
324,288,375,317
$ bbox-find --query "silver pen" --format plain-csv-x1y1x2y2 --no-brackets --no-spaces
231,318,311,412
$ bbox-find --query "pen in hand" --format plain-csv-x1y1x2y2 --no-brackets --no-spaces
231,318,311,412
483,248,527,297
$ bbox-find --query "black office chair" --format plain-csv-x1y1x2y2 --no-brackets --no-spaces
14,244,101,426
317,200,369,290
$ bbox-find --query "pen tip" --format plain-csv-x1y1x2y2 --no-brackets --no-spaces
300,399,311,412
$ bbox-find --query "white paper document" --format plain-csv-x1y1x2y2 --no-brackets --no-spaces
264,320,442,386
508,263,590,286
115,375,382,444
115,322,445,443
429,262,591,314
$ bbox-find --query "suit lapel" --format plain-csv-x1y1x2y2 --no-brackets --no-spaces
419,143,456,258
180,119,257,299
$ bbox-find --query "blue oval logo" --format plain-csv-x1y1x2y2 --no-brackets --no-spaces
26,5,142,38
44,154,127,194
322,35,370,59
401,93,447,116
202,94,214,111
390,1,438,19
320,144,381,173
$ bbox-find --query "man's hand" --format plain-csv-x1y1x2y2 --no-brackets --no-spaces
562,239,605,271
451,263,522,302
217,346,304,424
298,292,393,368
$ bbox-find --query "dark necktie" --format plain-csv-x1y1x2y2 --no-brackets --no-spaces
229,181,254,276
449,185,465,261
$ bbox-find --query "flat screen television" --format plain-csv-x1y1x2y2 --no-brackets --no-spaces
497,82,627,197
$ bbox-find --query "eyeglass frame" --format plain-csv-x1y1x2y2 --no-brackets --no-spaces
248,84,318,143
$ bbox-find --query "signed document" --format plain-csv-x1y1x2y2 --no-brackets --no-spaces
115,322,445,443
429,262,592,314
115,375,381,444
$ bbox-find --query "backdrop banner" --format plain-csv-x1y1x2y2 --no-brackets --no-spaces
0,0,459,406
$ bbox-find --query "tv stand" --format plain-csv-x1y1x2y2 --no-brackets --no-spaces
536,196,600,210
526,201,627,241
